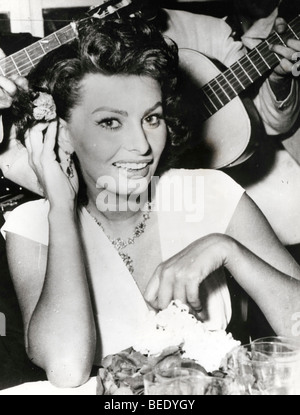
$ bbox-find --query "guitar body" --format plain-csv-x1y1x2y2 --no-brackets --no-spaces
178,48,263,169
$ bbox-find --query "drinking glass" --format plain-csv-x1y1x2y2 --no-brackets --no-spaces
223,340,300,395
143,366,239,395
250,337,300,395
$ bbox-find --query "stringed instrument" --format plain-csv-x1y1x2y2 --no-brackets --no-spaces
0,3,299,174
178,14,300,168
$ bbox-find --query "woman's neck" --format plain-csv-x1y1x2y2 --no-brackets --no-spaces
86,189,148,226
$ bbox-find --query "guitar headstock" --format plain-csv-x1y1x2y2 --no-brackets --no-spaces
86,0,139,21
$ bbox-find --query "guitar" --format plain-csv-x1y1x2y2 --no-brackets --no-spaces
0,0,137,78
0,5,299,173
178,14,300,168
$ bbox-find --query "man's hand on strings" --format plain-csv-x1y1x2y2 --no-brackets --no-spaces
269,17,300,80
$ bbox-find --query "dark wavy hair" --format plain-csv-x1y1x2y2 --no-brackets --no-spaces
12,16,192,202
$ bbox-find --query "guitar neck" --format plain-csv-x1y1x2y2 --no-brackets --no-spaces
0,0,136,79
0,24,77,78
200,15,300,120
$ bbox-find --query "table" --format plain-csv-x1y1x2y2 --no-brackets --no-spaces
0,377,97,395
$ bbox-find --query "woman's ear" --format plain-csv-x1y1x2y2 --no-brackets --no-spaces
57,118,75,154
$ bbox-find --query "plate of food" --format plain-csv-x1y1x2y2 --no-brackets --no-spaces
97,300,240,395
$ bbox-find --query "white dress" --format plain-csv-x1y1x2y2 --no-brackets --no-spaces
2,168,244,363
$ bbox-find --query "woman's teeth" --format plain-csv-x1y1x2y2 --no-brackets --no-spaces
114,162,148,171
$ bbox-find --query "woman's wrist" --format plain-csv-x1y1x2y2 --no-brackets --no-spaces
48,204,78,226
214,233,239,268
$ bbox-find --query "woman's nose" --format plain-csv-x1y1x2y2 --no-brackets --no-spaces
125,124,151,155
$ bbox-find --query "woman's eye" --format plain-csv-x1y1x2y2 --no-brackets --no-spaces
143,114,163,129
97,119,121,130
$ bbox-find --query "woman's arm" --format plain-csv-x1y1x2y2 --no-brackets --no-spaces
145,193,300,338
6,209,96,388
6,121,96,388
225,192,300,336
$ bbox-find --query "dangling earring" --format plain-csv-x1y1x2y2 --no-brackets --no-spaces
66,152,74,179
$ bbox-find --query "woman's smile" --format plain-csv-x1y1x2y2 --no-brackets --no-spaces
112,160,153,179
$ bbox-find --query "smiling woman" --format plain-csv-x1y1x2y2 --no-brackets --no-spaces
2,14,300,390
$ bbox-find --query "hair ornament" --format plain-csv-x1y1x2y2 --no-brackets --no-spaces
33,92,57,122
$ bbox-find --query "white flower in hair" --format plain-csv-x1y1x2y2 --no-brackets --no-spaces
33,92,57,122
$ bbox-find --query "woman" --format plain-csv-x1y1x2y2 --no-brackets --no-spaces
2,16,300,388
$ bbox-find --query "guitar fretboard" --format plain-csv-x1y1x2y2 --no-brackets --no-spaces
0,24,77,78
0,0,134,79
200,15,300,120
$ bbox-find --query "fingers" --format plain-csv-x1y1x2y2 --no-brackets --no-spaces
0,48,6,60
274,17,287,35
144,267,161,310
0,74,29,110
25,124,46,170
157,268,178,310
186,281,202,312
43,121,58,153
269,40,300,77
25,121,58,170
287,39,300,53
0,76,18,97
11,75,29,92
144,262,202,313
0,76,17,109
270,44,297,61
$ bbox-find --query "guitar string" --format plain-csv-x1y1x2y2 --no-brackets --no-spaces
0,25,76,77
202,33,296,109
206,37,283,94
0,0,135,77
203,16,300,94
192,17,300,116
203,18,300,104
2,18,300,81
0,18,299,106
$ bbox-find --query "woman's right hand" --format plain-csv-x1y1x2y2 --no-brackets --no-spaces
144,233,236,312
25,121,79,209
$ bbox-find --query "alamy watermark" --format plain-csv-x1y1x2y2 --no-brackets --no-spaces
95,173,205,223
0,312,6,336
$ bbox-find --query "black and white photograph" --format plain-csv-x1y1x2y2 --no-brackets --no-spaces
0,0,300,396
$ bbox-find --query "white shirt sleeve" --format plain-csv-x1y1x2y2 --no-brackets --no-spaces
254,79,300,135
1,199,49,245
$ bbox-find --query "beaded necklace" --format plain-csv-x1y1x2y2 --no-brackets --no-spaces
86,202,152,275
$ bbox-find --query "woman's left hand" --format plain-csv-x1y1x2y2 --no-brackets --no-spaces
144,234,234,312
25,121,79,208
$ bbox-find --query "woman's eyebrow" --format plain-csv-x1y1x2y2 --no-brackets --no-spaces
142,102,163,117
92,107,128,116
92,102,163,117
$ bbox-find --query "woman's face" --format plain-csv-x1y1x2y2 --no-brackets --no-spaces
64,73,167,203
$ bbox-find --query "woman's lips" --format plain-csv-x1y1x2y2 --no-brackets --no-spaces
113,162,149,171
113,161,152,179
